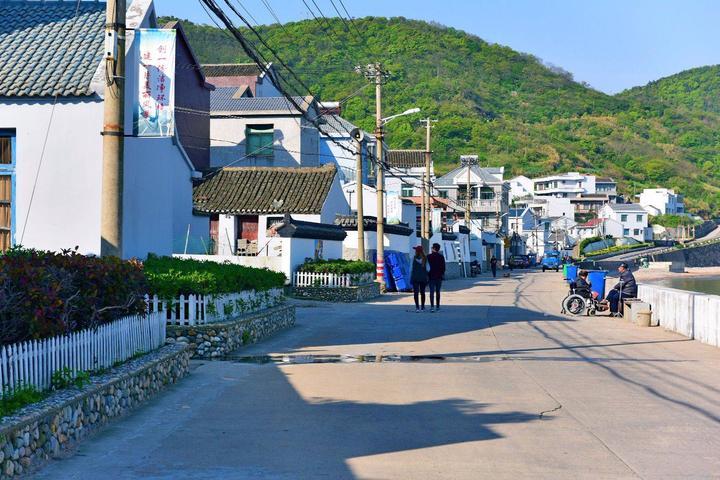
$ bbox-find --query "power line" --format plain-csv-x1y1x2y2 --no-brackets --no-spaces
337,0,365,40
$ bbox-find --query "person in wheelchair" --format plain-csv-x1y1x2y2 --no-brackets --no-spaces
570,270,592,298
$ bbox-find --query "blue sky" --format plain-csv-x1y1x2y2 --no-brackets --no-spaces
155,0,720,94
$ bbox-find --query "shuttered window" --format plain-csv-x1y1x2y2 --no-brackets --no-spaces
246,125,274,157
0,175,11,252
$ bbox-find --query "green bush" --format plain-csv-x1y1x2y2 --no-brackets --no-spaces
579,236,603,253
649,214,700,228
144,255,286,298
0,385,45,418
297,259,375,275
0,247,147,345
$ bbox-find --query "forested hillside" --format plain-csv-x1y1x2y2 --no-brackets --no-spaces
163,16,720,214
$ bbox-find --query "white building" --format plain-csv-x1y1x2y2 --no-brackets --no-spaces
193,164,350,257
637,188,685,216
532,172,617,219
508,175,534,201
598,204,651,242
0,0,208,258
317,112,375,185
386,150,434,197
209,93,320,168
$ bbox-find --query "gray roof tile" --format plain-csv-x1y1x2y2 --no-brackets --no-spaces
386,150,427,168
0,1,105,97
210,89,312,113
194,164,337,215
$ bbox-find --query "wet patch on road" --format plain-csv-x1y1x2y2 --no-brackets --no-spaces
224,353,510,365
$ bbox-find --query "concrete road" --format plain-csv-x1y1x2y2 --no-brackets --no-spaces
32,271,720,479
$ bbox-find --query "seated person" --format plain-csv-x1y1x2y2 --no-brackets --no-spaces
570,270,593,299
605,262,638,313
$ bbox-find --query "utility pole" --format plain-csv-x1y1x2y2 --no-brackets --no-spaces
460,155,478,228
355,136,365,260
420,118,437,250
357,64,390,284
101,0,126,257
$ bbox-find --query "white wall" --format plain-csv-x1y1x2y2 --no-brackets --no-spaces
0,98,104,254
210,115,311,168
599,205,648,241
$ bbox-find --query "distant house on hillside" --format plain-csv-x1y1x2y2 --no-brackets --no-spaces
598,203,651,242
0,0,210,258
637,188,685,216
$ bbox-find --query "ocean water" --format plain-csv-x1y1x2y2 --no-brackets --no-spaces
655,276,720,296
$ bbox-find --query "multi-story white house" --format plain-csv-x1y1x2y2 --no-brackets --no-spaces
598,204,651,242
532,172,617,219
508,175,534,201
637,188,685,216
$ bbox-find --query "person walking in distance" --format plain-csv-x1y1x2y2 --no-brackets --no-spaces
490,255,498,278
427,243,446,313
410,245,429,312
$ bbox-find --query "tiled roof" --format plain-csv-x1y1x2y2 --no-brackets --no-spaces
318,114,365,138
435,165,503,187
210,89,312,113
334,215,414,237
203,63,263,77
386,150,427,168
0,1,106,97
193,164,337,215
595,177,615,183
579,218,604,227
608,203,646,213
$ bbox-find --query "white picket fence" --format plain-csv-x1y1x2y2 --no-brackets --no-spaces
147,288,284,326
0,313,166,395
294,271,374,288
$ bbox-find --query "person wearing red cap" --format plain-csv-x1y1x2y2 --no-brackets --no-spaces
410,245,429,312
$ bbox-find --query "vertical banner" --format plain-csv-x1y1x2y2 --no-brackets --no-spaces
432,208,442,233
134,29,176,137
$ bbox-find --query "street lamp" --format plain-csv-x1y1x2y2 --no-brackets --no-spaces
381,107,421,125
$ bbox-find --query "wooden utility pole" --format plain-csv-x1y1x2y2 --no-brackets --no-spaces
461,155,478,228
355,137,365,260
420,118,436,249
101,0,126,257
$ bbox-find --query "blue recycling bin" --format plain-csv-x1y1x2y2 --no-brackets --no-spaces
587,270,608,299
565,265,579,284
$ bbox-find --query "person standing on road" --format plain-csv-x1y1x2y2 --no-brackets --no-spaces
427,243,446,313
490,255,498,278
410,245,429,312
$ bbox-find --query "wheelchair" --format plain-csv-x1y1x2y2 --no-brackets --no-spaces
561,283,608,316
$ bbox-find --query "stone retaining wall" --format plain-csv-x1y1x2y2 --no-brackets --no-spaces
0,344,191,478
166,304,296,358
290,283,381,302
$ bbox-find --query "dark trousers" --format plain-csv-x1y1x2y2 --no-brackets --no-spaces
413,282,427,309
428,278,442,307
491,265,497,278
607,289,634,314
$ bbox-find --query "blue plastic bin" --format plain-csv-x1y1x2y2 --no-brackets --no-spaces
587,270,608,299
566,265,579,284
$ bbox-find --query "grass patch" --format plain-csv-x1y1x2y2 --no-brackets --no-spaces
0,386,46,418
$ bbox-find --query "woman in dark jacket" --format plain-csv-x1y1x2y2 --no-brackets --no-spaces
410,246,429,312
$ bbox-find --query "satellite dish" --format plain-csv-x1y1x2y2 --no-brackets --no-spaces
350,128,365,142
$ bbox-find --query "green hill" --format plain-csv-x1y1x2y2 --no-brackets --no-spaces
164,16,720,215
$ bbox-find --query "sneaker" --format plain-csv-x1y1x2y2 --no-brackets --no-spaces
415,309,421,313
429,308,435,313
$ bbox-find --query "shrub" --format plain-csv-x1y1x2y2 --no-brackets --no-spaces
579,236,603,253
0,385,46,418
585,243,650,257
0,247,147,345
144,255,286,298
297,259,375,275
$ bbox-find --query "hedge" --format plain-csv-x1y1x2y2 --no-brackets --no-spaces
144,255,286,299
584,243,651,258
0,247,147,346
297,259,375,275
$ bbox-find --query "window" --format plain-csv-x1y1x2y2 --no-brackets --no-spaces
634,229,640,236
620,214,628,222
0,131,14,253
246,125,274,157
437,190,448,199
623,228,630,236
479,187,495,200
636,214,643,222
401,183,414,197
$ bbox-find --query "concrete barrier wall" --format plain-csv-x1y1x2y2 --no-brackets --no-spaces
638,284,720,347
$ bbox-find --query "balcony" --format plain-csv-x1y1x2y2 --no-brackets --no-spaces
456,197,502,213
